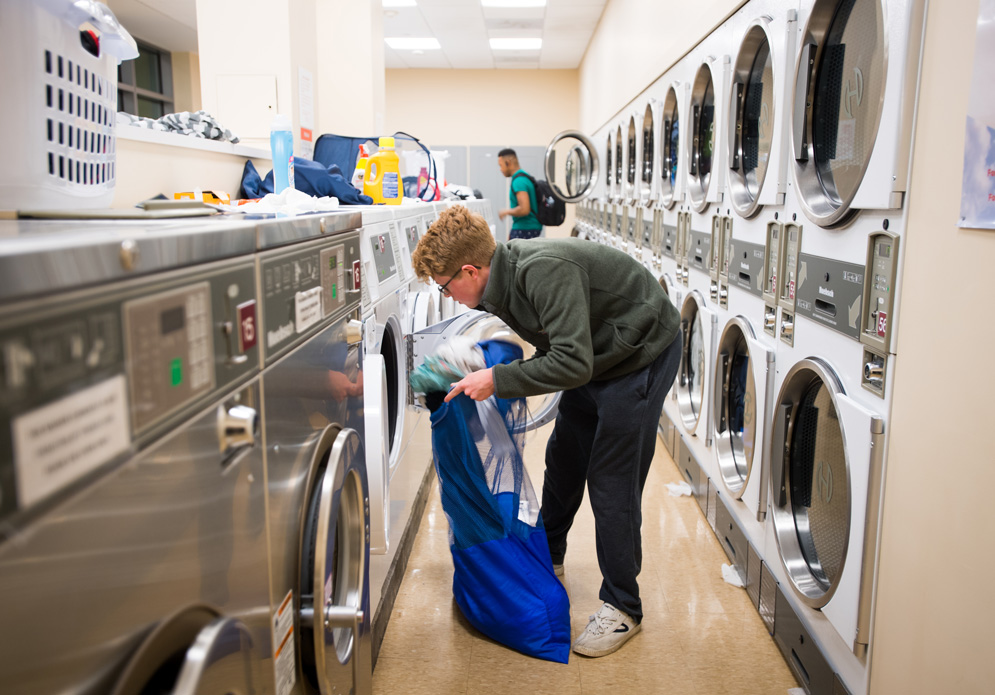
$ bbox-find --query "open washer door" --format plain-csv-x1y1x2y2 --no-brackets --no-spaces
298,426,371,695
409,311,561,433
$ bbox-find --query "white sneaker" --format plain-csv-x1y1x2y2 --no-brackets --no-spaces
553,563,564,577
571,603,641,657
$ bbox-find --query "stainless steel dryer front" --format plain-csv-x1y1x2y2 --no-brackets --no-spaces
0,217,271,693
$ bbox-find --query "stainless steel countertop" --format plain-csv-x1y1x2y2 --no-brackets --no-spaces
0,209,364,303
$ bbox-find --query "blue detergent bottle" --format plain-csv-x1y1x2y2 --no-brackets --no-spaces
270,114,295,194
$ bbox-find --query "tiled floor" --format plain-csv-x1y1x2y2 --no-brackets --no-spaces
373,422,800,695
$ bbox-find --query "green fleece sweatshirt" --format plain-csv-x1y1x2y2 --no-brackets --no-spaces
480,238,681,398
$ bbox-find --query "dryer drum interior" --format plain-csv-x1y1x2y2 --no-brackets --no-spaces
615,126,624,189
715,322,758,495
689,63,716,207
641,103,654,184
730,23,775,216
605,135,612,188
298,427,367,693
772,363,851,605
660,86,680,206
627,116,638,186
794,0,886,226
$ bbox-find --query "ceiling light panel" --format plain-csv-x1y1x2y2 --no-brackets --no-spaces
382,0,417,6
385,37,442,50
482,0,546,7
489,38,542,50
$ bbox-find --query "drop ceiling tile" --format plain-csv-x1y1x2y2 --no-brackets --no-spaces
383,10,434,38
384,46,408,68
481,7,545,21
487,28,543,39
421,5,487,33
543,4,604,31
493,60,541,69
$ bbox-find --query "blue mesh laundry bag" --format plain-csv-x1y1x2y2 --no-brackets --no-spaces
427,339,570,663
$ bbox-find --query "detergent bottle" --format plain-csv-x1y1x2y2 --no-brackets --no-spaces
351,144,370,191
364,137,402,205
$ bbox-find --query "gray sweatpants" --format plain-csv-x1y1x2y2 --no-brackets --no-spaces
541,331,682,622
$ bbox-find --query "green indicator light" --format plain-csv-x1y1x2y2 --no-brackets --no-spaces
170,358,183,386
332,283,337,299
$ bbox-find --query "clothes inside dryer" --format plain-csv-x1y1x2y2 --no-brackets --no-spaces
730,24,775,210
661,85,681,205
689,62,716,206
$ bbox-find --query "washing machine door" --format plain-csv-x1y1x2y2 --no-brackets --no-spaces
363,353,390,555
410,312,561,432
713,317,774,506
112,605,260,695
728,19,776,219
299,426,371,695
688,61,718,212
792,0,886,227
542,130,600,204
660,84,682,209
768,357,884,655
677,291,714,436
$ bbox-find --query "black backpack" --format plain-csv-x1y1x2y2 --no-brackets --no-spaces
514,171,566,227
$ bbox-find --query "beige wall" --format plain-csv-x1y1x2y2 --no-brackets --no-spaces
385,69,580,237
579,0,743,132
870,0,995,690
385,69,579,146
170,52,202,114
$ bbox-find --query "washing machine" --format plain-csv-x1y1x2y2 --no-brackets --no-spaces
0,217,275,693
253,211,372,695
392,203,441,333
354,207,412,561
675,290,719,455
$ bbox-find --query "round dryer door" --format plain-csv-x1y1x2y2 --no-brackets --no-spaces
543,130,599,203
769,359,850,607
713,317,761,497
677,292,709,432
299,426,370,695
615,125,624,199
688,62,717,211
793,0,886,227
112,605,260,695
641,102,655,196
626,115,638,196
660,85,681,208
729,20,776,218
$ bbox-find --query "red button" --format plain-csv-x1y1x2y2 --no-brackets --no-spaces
353,260,362,291
237,300,257,352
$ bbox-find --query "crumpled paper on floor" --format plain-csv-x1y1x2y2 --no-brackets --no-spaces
665,480,693,497
721,563,745,587
231,188,339,215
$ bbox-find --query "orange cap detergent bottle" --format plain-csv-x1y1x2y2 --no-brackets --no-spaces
363,137,402,205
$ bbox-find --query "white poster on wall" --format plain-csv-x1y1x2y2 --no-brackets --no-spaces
959,0,995,229
298,67,315,160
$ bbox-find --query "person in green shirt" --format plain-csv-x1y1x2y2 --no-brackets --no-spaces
497,148,543,239
412,205,682,657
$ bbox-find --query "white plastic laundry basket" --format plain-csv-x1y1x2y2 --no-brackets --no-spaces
0,0,138,211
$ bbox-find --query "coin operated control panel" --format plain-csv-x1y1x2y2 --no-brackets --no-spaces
0,259,259,529
860,231,899,397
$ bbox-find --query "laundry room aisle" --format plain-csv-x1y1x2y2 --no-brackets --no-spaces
373,422,799,695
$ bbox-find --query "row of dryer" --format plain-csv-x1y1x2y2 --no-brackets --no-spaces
564,0,926,693
0,196,488,695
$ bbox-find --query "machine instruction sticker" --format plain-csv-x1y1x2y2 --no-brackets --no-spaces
273,590,297,695
295,287,323,334
12,375,130,509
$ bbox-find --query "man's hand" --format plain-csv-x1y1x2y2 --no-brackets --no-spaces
444,367,495,402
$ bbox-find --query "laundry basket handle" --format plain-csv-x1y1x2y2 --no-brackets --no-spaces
36,0,139,62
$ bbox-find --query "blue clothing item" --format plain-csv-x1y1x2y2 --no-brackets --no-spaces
428,339,570,663
509,228,542,240
240,157,373,205
510,171,542,230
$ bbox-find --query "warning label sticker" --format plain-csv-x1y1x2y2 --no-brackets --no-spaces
12,375,130,510
272,590,297,695
295,286,323,334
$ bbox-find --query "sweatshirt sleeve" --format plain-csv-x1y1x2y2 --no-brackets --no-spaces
491,257,594,398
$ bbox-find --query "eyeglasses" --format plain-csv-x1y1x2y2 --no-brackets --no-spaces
438,265,480,297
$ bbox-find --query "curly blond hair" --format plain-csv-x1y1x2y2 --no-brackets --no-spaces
412,205,496,281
